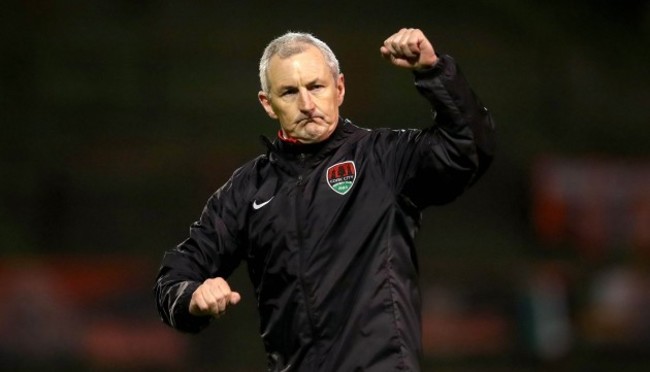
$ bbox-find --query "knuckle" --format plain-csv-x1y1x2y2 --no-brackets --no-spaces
198,302,209,311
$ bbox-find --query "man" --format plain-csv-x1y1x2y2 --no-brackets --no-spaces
155,28,495,371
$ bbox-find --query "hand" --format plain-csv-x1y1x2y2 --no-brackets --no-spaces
380,28,438,70
189,277,241,318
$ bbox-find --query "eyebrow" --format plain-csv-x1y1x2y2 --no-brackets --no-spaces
277,84,297,92
276,78,323,92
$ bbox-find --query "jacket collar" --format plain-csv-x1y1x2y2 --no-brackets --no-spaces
261,118,354,163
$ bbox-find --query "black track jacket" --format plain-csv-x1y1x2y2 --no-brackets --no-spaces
155,54,496,371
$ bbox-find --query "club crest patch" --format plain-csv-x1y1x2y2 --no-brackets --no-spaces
326,161,356,195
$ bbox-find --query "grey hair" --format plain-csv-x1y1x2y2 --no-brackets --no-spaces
259,32,340,94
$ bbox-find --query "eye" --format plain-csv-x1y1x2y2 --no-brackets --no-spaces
280,88,298,97
309,84,325,92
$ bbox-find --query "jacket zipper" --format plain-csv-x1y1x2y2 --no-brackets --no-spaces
295,164,318,342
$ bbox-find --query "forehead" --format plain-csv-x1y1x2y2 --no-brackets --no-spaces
267,45,331,87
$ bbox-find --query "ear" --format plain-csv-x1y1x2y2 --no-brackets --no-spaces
258,91,278,119
336,74,346,106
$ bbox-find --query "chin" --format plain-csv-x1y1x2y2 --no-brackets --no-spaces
307,123,333,137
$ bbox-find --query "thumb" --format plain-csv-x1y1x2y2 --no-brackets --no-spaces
229,291,242,305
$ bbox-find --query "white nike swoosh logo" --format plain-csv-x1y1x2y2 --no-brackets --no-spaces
252,197,274,210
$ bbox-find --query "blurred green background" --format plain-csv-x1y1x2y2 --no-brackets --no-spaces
1,0,649,371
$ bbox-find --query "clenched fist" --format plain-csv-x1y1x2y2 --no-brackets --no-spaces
189,277,241,318
380,28,438,70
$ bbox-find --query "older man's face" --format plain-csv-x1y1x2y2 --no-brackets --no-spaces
258,45,345,144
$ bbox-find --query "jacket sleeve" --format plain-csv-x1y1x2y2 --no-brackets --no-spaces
382,54,496,208
153,173,246,333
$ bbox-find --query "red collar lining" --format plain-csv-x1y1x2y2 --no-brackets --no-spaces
278,130,301,144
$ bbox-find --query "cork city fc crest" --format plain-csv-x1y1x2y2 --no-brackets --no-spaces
326,161,356,195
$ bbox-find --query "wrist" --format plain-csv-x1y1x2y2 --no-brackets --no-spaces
413,54,445,77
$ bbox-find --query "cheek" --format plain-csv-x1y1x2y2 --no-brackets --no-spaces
324,98,340,115
273,104,292,118
281,108,299,121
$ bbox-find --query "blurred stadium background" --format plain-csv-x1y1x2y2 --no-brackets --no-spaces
1,0,649,371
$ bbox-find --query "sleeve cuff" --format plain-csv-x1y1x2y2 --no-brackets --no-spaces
173,281,213,333
412,53,448,79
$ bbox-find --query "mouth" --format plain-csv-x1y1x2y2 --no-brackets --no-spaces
297,116,323,126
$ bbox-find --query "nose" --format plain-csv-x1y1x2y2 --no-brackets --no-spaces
298,89,315,113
